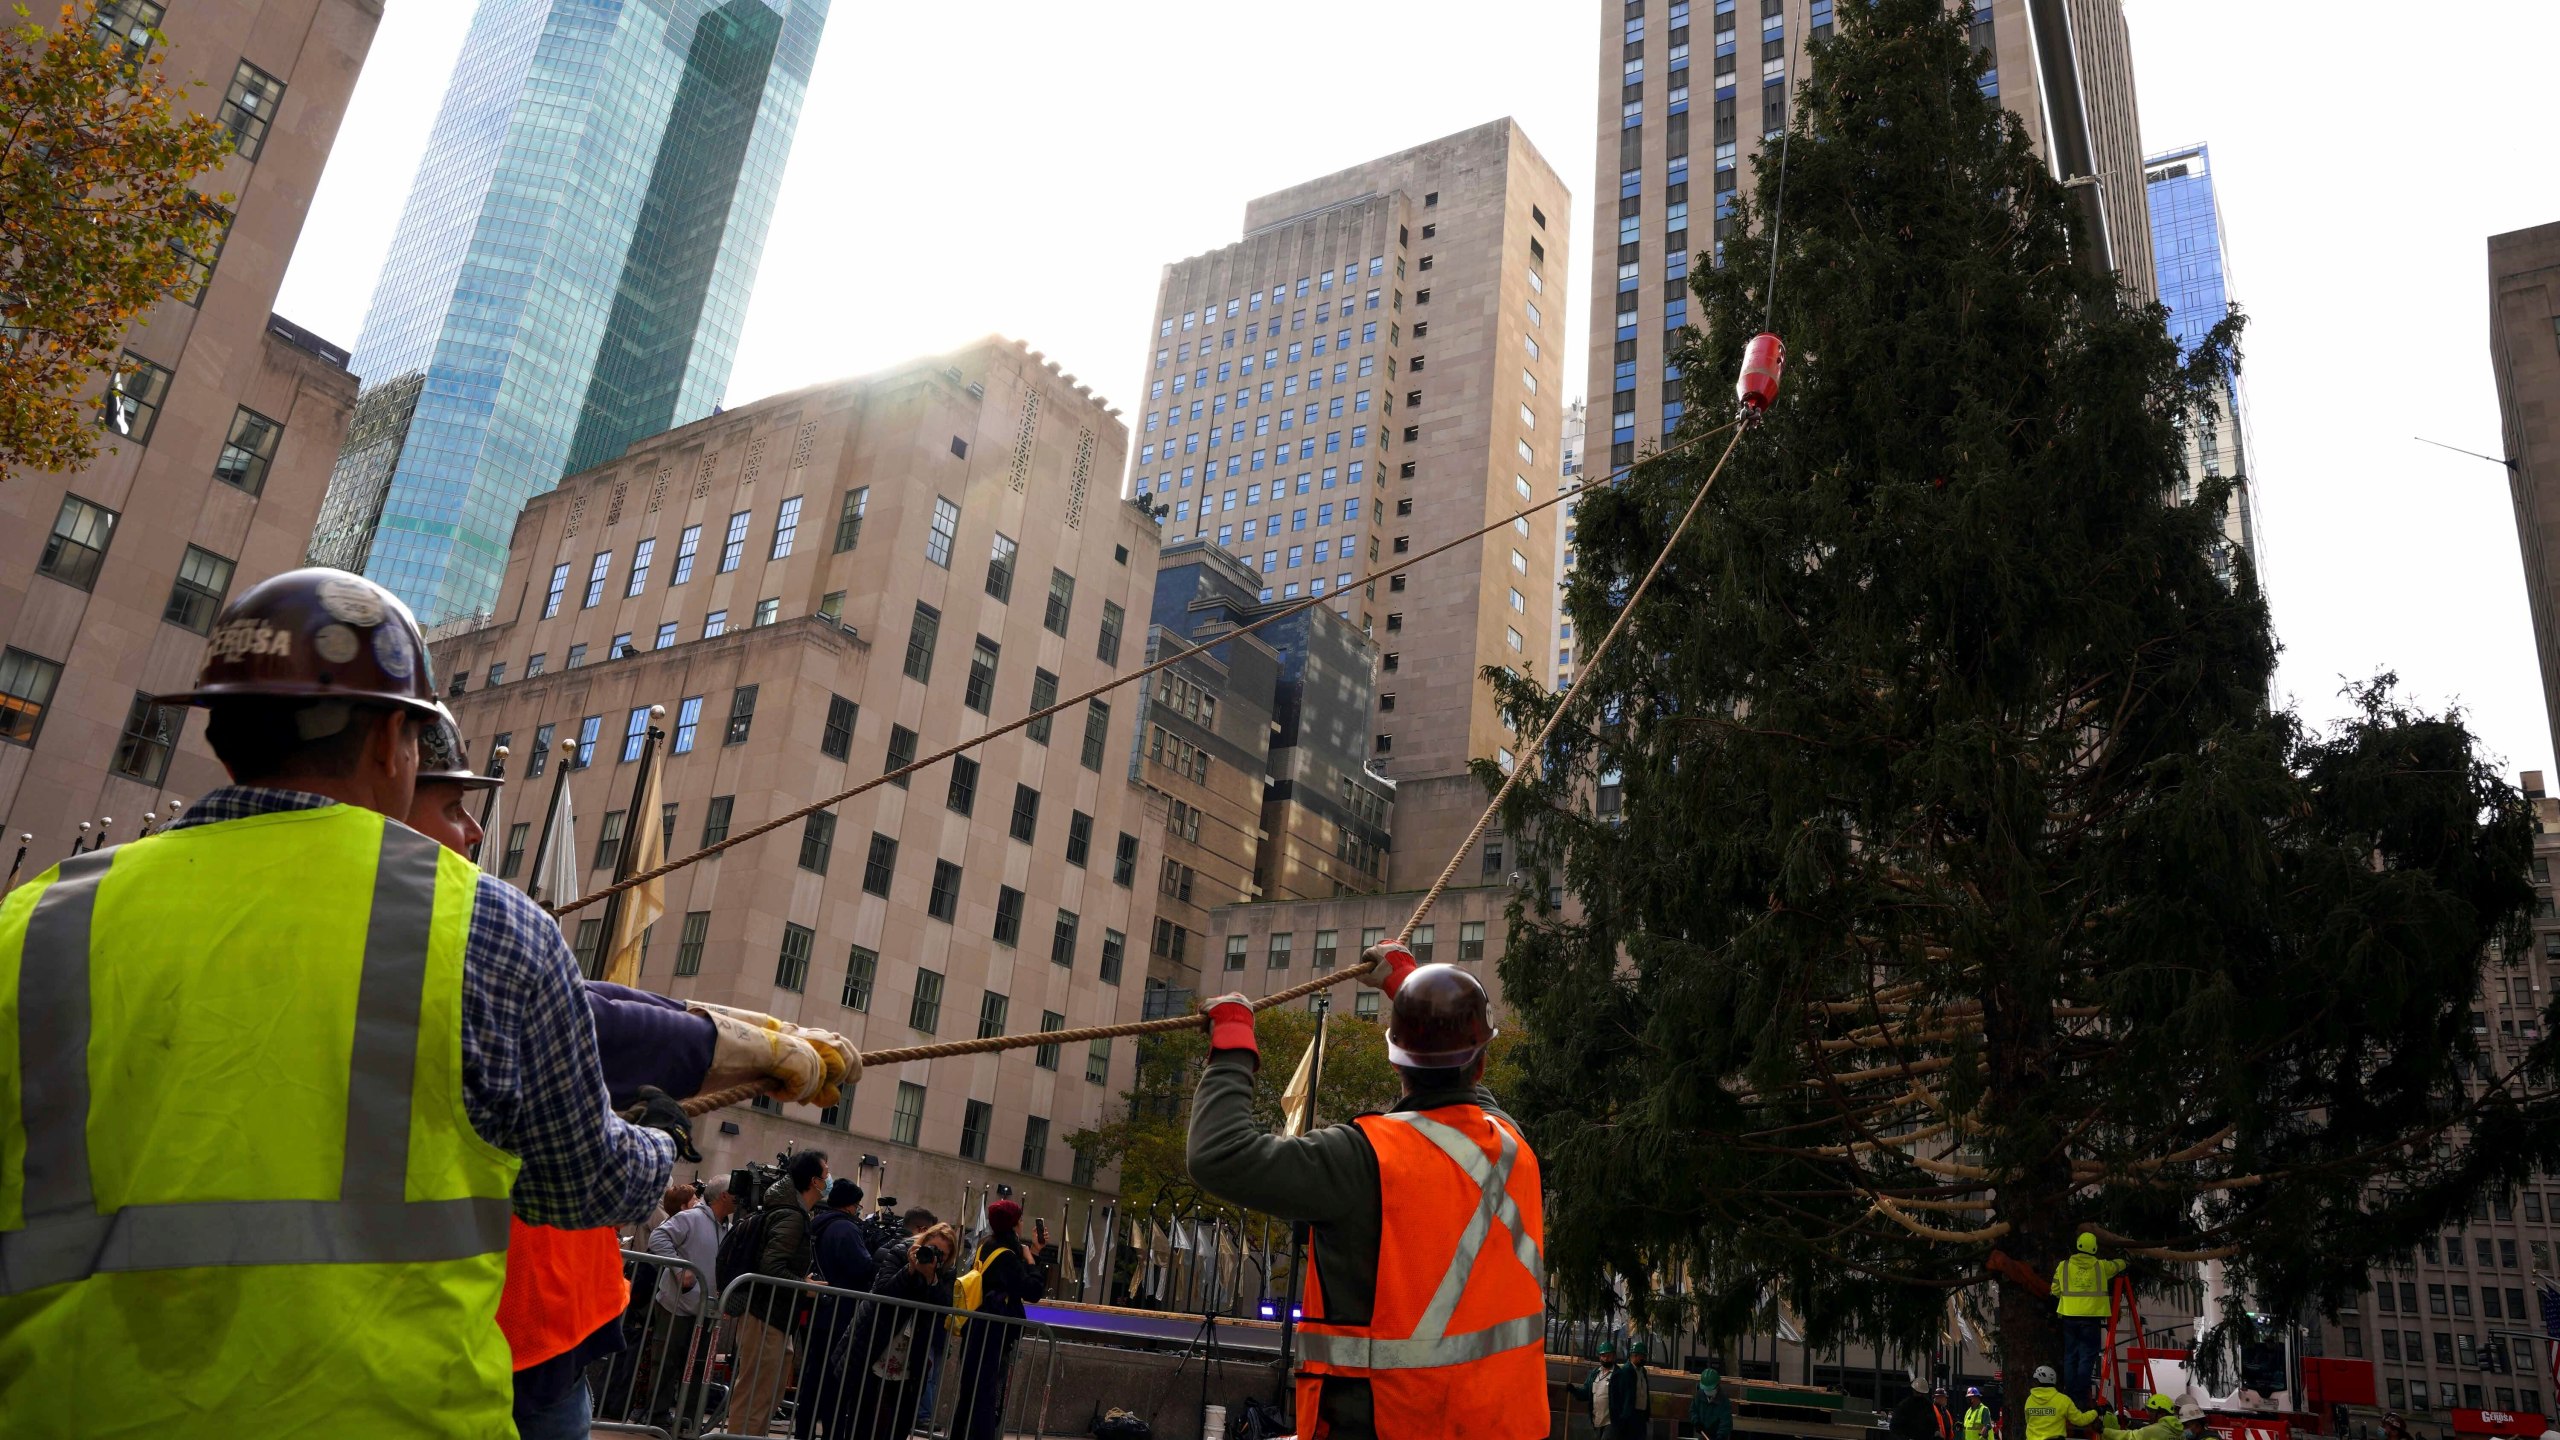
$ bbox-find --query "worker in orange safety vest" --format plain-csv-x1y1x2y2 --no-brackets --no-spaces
1186,942,1545,1438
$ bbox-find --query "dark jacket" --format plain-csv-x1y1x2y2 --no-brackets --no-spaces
1690,1384,1735,1440
811,1207,875,1292
1894,1392,1949,1440
1579,1361,1648,1428
966,1232,1055,1324
1185,1046,1521,1439
724,1180,815,1321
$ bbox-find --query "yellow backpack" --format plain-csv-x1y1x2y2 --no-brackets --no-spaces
947,1243,1001,1337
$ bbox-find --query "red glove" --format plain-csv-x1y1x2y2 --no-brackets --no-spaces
1202,993,1258,1055
1359,941,1418,998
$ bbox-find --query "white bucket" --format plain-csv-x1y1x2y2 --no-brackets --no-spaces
1203,1402,1228,1438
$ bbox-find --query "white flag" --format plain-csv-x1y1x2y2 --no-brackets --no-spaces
1083,1204,1115,1298
531,777,579,907
476,777,503,871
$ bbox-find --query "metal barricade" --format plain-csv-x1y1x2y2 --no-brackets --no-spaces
589,1247,722,1438
689,1271,1061,1440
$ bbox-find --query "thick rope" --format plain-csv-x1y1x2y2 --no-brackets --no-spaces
1396,421,1750,944
551,417,1741,922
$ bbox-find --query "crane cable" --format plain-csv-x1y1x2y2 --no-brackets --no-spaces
611,409,1771,1117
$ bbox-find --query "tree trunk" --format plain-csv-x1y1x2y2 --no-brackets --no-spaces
1985,977,2067,1438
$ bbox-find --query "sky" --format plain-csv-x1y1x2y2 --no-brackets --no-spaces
276,0,2560,782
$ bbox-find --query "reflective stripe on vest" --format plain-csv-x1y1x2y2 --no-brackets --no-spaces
2058,1255,2107,1297
0,823,509,1297
1297,1109,1545,1372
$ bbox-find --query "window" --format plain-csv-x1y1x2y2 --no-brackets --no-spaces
592,810,626,871
928,861,962,921
798,811,835,873
818,592,843,625
39,495,116,590
1100,929,1125,984
852,834,899,900
1009,784,1041,843
498,824,530,879
109,693,184,783
724,685,758,745
964,636,1001,713
1081,701,1111,770
526,723,554,778
700,795,733,846
977,989,1010,1039
751,597,777,627
1020,1116,1051,1177
1225,935,1249,972
838,943,877,1010
1044,569,1076,634
1313,929,1339,972
986,533,1018,601
774,923,814,991
834,487,869,552
572,919,604,976
163,544,235,632
623,536,656,597
885,725,917,786
573,715,601,767
1459,921,1488,961
770,495,803,559
667,695,703,754
903,602,940,681
1066,811,1093,866
101,355,170,443
1051,909,1079,967
1027,669,1059,743
1113,832,1138,886
1086,1038,1113,1085
2429,1285,2449,1316
821,694,857,759
1412,925,1435,963
211,407,283,494
926,496,960,567
910,968,946,1031
215,59,285,158
1268,933,1295,969
565,643,589,669
1098,601,1125,663
947,755,979,815
583,549,612,608
959,1100,993,1162
891,1082,927,1145
710,510,748,573
993,886,1024,945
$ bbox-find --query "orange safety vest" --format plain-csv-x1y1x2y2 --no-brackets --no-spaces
494,1219,633,1370
1296,1105,1547,1438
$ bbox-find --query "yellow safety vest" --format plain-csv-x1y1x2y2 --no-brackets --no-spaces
2052,1251,2124,1317
2025,1387,2097,1440
0,805,519,1436
1968,1403,1995,1440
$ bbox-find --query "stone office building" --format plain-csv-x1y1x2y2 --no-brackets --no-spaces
431,336,1160,1207
0,0,380,854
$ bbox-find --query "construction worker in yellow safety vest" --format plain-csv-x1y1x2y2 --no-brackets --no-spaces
2103,1394,2185,1440
2052,1232,2126,1406
2025,1365,2100,1440
1964,1386,1995,1440
0,569,703,1437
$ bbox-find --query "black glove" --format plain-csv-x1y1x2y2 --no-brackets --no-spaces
632,1085,701,1162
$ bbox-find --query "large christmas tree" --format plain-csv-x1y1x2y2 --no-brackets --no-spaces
1490,0,2556,1400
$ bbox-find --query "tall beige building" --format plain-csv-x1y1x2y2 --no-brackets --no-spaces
1127,119,1574,895
1587,0,2152,473
432,336,1161,1206
0,0,380,853
2492,222,2560,761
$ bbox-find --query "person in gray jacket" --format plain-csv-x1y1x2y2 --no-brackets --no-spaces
637,1179,738,1425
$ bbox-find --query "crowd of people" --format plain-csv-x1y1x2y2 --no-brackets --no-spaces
593,1159,1057,1437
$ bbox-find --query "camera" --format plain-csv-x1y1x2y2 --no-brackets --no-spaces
728,1159,786,1216
918,1243,946,1266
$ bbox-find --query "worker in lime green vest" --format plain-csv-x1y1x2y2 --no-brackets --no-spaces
2103,1393,2185,1440
2052,1232,2126,1406
2025,1365,2100,1440
0,569,703,1437
1965,1385,1995,1440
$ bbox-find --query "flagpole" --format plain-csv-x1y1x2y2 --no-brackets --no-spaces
594,708,665,971
528,737,577,903
1277,992,1330,1402
6,833,30,890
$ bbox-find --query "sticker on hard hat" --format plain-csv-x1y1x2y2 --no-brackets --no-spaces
372,623,414,679
208,619,293,663
316,577,387,627
312,623,361,665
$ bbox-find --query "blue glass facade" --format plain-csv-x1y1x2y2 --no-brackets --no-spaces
311,0,827,623
2145,143,2258,565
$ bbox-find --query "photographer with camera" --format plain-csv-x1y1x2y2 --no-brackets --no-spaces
822,1216,961,1440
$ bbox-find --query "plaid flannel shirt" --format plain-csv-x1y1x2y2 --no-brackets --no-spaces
166,787,674,1227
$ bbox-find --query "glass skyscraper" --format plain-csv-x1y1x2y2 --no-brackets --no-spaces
2145,142,2260,570
310,0,828,623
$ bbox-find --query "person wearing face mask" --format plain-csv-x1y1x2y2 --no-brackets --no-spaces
724,1149,834,1435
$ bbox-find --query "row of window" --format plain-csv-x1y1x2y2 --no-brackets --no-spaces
1158,259,1393,341
1221,922,1491,971
0,648,190,785
2378,1375,2540,1416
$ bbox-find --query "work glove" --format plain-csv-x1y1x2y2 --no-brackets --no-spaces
1357,939,1418,998
632,1085,702,1162
795,1024,862,1109
1201,992,1259,1056
689,1001,826,1104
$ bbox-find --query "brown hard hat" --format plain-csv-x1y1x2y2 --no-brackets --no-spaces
160,567,441,719
418,705,500,790
1387,963,1496,1069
